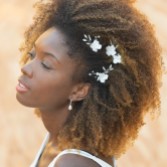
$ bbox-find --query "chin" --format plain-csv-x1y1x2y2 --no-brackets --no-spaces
16,93,36,108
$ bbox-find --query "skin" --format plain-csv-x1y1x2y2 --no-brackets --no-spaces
16,27,113,167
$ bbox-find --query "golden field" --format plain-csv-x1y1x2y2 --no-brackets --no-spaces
0,0,166,166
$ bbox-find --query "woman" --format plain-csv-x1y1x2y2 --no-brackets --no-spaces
16,0,162,166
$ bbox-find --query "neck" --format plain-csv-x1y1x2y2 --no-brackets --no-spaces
39,106,69,142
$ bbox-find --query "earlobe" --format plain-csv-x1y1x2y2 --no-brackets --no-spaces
70,83,91,102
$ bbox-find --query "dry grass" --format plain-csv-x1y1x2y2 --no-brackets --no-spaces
0,0,166,166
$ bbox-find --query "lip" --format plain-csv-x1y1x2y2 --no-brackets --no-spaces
16,79,30,93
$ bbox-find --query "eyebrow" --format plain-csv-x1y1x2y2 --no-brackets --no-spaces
34,44,60,63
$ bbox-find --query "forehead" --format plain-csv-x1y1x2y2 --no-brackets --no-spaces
35,27,82,81
35,27,69,55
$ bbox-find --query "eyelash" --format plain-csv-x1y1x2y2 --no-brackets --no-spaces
27,51,52,70
41,62,51,70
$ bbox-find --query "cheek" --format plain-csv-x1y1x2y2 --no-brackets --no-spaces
33,76,73,105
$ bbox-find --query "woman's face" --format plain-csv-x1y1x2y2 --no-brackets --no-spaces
16,27,79,112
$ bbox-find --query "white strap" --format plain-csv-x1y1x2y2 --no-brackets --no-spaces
48,149,114,167
30,133,116,167
30,133,50,167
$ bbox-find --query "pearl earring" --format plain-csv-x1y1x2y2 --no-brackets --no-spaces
68,100,73,111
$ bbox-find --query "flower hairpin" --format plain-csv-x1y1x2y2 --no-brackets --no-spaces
89,65,113,84
83,34,122,84
82,34,102,52
106,43,122,64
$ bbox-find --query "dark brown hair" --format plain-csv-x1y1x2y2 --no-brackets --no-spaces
20,0,162,158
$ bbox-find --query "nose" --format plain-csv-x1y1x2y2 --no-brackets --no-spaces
21,62,33,78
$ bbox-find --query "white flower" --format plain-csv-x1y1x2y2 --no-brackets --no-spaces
82,34,102,52
112,54,122,64
89,65,113,84
106,43,122,64
96,72,109,83
90,39,102,52
106,44,117,56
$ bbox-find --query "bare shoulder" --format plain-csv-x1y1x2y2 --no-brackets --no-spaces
54,154,101,167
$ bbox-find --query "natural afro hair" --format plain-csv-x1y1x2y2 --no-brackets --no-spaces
20,0,162,158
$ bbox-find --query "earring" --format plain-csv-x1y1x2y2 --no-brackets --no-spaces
68,100,73,111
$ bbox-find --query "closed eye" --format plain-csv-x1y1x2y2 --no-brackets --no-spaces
27,49,53,70
41,62,52,70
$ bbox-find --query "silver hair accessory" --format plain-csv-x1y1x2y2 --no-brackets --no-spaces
68,100,73,111
83,34,122,84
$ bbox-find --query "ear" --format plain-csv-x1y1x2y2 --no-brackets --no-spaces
69,83,91,102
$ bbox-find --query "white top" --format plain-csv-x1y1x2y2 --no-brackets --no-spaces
30,133,116,167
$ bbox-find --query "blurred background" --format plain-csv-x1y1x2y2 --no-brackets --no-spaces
0,0,166,166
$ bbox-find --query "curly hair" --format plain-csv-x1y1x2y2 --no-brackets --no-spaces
20,0,162,158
